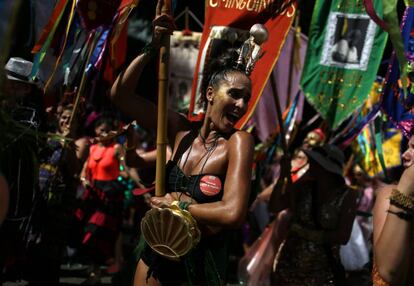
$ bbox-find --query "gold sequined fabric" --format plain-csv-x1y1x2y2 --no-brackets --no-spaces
372,262,391,286
272,187,349,286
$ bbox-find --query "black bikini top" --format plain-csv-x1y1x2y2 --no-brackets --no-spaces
165,130,225,204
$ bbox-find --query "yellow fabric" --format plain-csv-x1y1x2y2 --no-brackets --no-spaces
353,129,402,177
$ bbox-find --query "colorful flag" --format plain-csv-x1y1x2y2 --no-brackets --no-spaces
381,6,414,138
188,0,297,128
301,0,387,130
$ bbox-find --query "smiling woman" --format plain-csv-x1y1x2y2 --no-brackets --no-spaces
372,132,414,286
110,1,255,285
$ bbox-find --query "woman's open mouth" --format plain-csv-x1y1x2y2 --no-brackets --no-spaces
225,112,240,125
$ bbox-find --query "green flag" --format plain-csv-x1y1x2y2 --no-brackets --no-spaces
301,0,387,130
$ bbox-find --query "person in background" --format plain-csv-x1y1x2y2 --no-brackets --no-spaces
79,115,128,282
372,131,414,286
331,29,362,64
0,57,46,283
271,144,357,286
255,127,326,204
27,103,83,285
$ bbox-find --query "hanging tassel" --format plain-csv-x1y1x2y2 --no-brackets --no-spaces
293,13,302,72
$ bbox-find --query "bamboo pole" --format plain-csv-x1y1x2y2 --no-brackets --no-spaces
155,0,172,197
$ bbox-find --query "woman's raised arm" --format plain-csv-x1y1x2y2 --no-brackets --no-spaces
110,10,188,141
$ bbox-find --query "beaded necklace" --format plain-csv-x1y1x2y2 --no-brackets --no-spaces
198,129,220,152
175,130,220,203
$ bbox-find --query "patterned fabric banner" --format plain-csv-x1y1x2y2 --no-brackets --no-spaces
169,31,201,113
381,7,414,138
188,0,297,129
301,0,387,130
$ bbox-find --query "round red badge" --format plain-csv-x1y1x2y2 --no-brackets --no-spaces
199,175,222,196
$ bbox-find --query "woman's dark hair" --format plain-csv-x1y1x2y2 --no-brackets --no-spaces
94,113,117,130
199,49,250,107
58,104,74,116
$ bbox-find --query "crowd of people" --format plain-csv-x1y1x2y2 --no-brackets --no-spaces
1,1,414,286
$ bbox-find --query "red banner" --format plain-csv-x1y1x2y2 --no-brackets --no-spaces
188,0,297,128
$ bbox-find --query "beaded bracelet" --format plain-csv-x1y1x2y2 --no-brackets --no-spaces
178,201,191,211
389,188,414,213
387,209,414,221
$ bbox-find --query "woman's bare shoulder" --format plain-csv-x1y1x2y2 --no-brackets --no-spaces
228,130,254,145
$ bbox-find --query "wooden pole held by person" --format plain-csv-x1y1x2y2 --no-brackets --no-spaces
155,0,171,197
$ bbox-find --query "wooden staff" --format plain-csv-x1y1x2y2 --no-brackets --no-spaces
155,0,172,197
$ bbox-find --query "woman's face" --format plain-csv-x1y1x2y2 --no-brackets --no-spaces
402,135,414,168
95,122,112,137
58,109,72,134
291,150,308,170
207,71,251,133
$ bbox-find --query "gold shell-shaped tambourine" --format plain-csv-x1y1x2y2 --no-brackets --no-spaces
141,201,201,261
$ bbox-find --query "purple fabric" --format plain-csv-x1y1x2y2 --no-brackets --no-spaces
85,111,101,128
251,28,308,142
